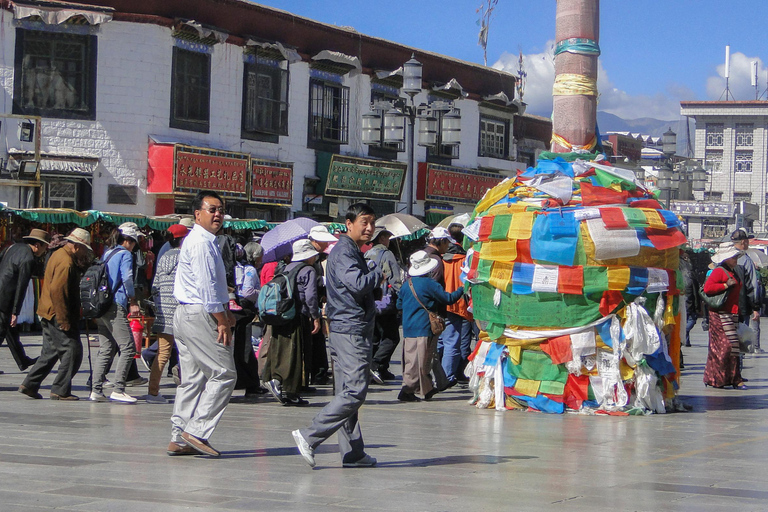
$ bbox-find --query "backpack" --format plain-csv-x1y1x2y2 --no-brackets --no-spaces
79,249,124,319
257,263,306,326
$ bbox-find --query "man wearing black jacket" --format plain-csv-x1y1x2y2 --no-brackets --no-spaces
0,229,49,370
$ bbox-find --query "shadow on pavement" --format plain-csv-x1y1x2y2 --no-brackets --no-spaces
683,393,768,411
374,454,537,468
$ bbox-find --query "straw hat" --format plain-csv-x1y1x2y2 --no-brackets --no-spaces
291,239,319,262
22,228,50,245
64,228,93,251
308,225,337,243
408,250,438,277
711,242,742,264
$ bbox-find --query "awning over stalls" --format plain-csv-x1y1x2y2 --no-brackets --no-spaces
12,0,114,25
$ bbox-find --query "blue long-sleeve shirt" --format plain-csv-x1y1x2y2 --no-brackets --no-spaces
102,246,135,309
397,276,463,338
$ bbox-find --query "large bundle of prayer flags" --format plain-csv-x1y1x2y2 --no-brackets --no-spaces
463,157,684,415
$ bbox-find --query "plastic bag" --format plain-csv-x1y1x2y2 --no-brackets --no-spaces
130,317,143,357
737,323,755,353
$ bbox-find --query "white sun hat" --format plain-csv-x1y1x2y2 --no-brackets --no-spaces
308,225,337,243
291,239,320,262
408,250,438,277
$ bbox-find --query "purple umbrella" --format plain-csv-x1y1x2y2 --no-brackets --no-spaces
260,217,320,263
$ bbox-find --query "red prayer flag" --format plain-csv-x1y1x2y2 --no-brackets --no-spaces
540,335,573,364
600,207,629,229
557,265,583,295
466,253,480,281
516,239,533,264
629,199,663,209
564,374,589,410
666,269,679,296
645,227,687,251
599,290,624,316
478,216,495,242
580,182,629,206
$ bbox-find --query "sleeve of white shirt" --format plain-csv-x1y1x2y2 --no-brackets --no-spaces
191,239,226,314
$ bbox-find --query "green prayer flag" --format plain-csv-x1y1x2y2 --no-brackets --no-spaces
583,266,608,294
490,215,513,240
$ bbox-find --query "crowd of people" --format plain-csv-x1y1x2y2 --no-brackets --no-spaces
4,191,763,464
0,191,478,466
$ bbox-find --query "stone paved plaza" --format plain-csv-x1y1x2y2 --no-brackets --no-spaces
0,324,767,511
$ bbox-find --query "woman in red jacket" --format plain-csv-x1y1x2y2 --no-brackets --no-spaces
702,243,746,389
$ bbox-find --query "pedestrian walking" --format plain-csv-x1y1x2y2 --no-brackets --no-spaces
90,222,143,403
19,228,91,400
365,227,403,383
231,241,263,398
306,225,336,385
0,228,49,371
702,243,747,389
167,191,236,457
145,223,188,404
397,250,464,402
292,203,381,468
263,239,321,406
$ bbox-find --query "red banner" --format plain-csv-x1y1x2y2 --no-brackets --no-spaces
251,161,293,206
418,163,503,205
174,146,249,199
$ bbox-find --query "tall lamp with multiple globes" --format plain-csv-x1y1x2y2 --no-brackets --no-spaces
362,55,461,215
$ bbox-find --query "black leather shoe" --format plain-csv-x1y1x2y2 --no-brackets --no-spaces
424,389,439,401
19,385,42,399
397,390,421,402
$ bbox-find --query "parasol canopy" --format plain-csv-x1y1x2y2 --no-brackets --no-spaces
745,247,768,268
375,213,428,239
436,212,471,229
260,217,319,263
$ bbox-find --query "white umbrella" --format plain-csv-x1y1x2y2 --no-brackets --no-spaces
436,212,471,229
376,213,428,239
745,247,768,268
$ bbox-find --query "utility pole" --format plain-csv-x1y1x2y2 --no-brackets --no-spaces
551,0,599,154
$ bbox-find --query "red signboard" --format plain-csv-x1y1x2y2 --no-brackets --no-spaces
417,162,503,205
251,160,293,206
174,145,249,199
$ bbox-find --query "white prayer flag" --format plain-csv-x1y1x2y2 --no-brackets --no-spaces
531,264,559,293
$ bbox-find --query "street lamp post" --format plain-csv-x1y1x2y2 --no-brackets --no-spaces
361,55,461,216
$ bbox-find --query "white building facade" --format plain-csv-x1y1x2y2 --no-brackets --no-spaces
0,0,545,223
679,100,765,239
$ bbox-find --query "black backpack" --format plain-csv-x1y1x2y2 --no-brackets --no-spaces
80,249,124,319
257,263,306,326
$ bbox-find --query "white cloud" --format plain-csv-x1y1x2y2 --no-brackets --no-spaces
493,42,684,121
706,51,765,101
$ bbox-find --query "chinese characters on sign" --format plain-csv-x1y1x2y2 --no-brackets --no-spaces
251,160,293,206
174,145,249,199
325,155,406,200
421,163,503,204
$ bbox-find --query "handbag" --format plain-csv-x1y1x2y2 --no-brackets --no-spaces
698,284,729,311
408,278,446,336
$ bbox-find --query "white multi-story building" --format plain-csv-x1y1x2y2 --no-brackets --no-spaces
0,0,548,223
679,101,764,239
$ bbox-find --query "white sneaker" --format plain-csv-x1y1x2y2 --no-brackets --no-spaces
89,391,108,402
146,394,168,404
110,391,138,403
102,379,114,388
292,429,315,468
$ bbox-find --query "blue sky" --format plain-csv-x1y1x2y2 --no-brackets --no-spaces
251,1,768,120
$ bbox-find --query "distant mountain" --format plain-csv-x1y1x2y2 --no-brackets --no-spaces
597,111,693,156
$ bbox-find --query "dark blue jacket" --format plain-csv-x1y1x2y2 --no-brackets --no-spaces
326,234,381,335
397,276,464,338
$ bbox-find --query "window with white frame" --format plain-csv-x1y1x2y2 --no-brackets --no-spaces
735,150,753,172
242,55,289,138
736,123,754,147
705,123,724,147
13,28,97,120
44,180,77,209
702,219,728,239
705,149,722,173
479,117,507,159
309,78,349,144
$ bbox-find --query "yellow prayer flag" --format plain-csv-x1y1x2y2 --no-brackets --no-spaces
507,345,522,365
508,211,535,240
489,261,514,292
606,266,631,290
479,240,517,262
642,209,667,229
514,378,541,397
